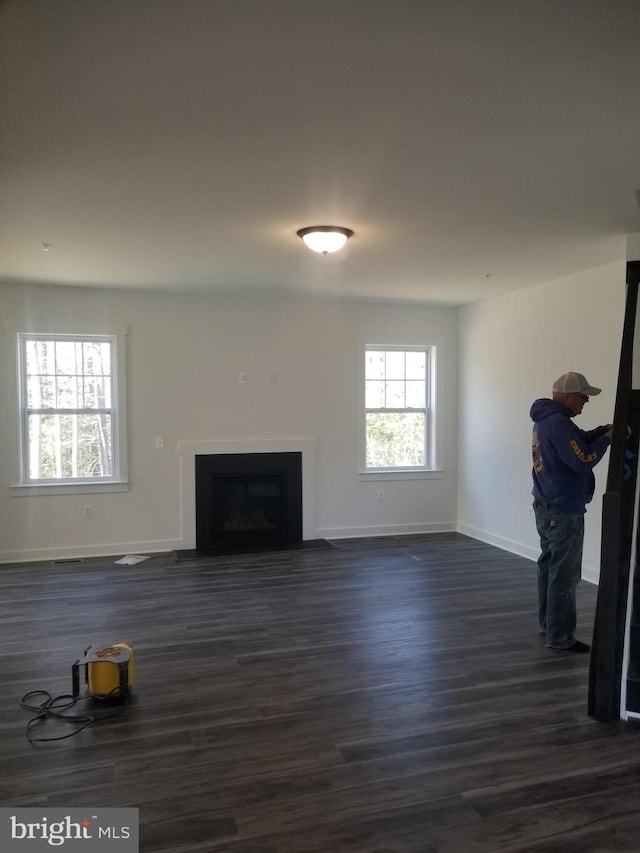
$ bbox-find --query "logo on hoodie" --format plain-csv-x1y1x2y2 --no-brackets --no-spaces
569,439,598,463
532,429,543,473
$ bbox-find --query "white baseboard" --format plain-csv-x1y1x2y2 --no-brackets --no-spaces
0,539,180,566
317,521,457,540
0,526,459,565
456,522,599,585
0,523,599,585
456,522,539,560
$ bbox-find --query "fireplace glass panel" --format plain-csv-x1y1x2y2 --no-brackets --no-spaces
214,475,284,543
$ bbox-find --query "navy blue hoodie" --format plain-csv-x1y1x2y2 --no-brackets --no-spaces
530,398,611,514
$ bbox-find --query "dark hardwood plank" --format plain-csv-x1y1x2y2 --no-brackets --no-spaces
1,533,639,852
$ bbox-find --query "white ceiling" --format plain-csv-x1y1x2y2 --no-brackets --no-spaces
2,0,640,306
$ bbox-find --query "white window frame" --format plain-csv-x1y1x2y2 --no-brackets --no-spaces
358,343,439,480
9,325,129,496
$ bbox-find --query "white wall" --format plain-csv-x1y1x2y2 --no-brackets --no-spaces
0,283,459,562
457,261,626,583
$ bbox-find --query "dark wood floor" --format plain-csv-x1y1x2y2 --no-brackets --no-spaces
2,533,640,852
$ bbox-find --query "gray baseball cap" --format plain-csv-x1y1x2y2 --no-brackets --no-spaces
553,371,601,396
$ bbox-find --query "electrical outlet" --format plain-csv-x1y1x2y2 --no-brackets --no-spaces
377,490,384,502
238,372,248,384
155,436,164,449
83,504,94,518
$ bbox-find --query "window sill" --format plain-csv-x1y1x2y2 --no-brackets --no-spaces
10,481,129,497
358,469,443,482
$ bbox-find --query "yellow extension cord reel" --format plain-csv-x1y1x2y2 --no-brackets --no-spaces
72,642,134,701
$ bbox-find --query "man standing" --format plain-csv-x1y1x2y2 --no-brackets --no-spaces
531,372,613,652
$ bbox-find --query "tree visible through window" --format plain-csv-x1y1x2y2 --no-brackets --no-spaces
20,334,117,481
365,347,431,469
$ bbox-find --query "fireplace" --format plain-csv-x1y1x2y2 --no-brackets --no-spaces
195,452,302,553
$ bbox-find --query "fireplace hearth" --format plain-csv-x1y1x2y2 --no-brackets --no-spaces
195,452,302,554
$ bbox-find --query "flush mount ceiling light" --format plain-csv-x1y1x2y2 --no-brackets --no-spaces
296,225,354,255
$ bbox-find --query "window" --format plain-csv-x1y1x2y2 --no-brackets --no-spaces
17,332,127,487
363,346,434,471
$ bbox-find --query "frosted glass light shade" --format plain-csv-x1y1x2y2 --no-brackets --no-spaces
296,225,354,254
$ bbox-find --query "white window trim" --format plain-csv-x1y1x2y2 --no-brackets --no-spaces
357,342,440,480
6,323,129,496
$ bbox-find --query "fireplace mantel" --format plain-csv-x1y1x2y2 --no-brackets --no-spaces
178,438,317,548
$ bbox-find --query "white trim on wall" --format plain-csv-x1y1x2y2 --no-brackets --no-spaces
318,521,456,539
456,522,599,585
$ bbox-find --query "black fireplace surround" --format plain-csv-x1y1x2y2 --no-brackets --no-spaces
195,452,303,553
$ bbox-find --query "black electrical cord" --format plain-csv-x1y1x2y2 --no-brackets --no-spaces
20,688,129,744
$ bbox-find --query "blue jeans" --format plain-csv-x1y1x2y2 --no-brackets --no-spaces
534,501,584,649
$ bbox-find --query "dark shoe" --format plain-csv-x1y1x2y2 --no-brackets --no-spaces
549,640,591,653
567,640,591,653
